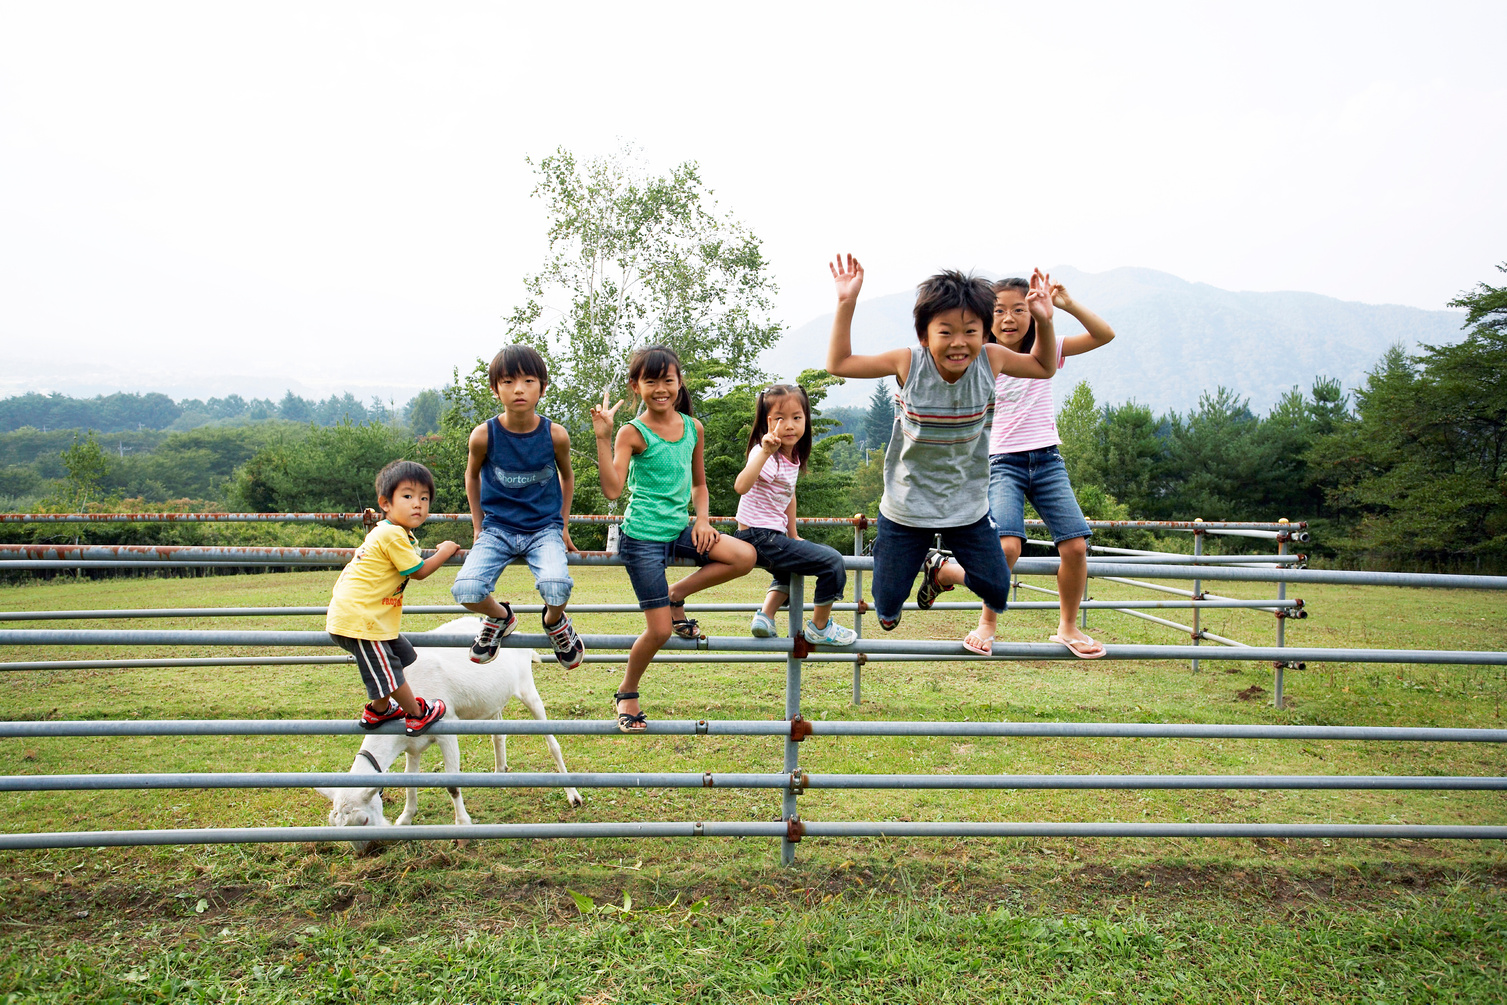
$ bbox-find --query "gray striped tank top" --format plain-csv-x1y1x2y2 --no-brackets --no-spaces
879,345,996,527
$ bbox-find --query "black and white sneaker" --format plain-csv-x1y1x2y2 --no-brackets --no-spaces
543,612,585,669
468,605,517,664
916,549,954,609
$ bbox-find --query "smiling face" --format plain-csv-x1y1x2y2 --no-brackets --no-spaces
379,480,432,530
492,370,544,417
764,394,807,453
992,288,1031,350
630,366,683,415
919,307,988,379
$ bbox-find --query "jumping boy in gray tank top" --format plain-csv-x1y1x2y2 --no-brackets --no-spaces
824,254,1058,654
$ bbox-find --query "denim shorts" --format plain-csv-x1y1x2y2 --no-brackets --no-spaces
451,524,573,607
618,526,713,610
987,446,1092,543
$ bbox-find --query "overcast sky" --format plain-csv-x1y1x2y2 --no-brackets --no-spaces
2,1,1503,403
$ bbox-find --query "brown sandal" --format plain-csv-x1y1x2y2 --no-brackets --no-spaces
613,691,647,734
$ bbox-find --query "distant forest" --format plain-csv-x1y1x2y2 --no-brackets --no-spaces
0,389,442,436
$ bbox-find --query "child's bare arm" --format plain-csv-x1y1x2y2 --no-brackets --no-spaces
733,431,781,495
785,492,799,539
1055,283,1116,357
826,253,912,382
590,390,633,499
552,422,578,552
690,420,716,552
409,540,459,580
464,424,489,538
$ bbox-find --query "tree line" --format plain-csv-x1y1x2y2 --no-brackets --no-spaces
0,388,444,435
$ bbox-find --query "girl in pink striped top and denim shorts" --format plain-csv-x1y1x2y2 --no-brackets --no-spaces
930,278,1118,657
733,384,856,646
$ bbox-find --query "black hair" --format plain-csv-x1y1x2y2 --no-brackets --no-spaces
990,277,1035,353
375,459,435,506
627,345,693,416
747,384,813,473
913,269,995,341
488,344,550,393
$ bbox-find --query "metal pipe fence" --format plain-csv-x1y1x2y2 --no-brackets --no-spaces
4,528,1504,859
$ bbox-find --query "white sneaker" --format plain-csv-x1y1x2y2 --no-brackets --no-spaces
750,611,777,638
803,619,857,646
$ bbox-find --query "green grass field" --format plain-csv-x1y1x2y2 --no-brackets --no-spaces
1,566,1504,1002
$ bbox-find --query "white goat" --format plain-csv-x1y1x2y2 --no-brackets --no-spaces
314,617,583,851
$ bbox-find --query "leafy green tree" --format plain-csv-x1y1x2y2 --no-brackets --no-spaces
279,391,313,423
406,389,443,436
1311,265,1507,569
503,144,783,429
1055,380,1101,488
863,380,894,453
45,432,112,511
229,422,415,513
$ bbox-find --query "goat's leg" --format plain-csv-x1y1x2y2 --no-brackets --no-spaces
492,727,507,774
519,687,583,808
395,750,422,827
438,735,472,829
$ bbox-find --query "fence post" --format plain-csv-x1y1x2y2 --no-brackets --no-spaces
1274,529,1287,709
1191,526,1203,673
782,574,805,866
853,516,864,706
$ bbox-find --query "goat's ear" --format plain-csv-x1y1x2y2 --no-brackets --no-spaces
312,787,337,801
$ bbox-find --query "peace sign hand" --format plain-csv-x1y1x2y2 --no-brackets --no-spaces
590,386,624,439
1027,268,1055,323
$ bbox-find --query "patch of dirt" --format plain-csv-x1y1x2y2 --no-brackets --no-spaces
1236,685,1267,701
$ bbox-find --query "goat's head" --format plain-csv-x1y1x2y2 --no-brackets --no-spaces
313,783,389,855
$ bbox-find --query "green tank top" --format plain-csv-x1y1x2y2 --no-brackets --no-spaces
622,412,698,541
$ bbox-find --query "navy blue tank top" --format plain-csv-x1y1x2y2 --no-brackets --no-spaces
480,416,563,533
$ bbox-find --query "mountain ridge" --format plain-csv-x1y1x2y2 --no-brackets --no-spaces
765,265,1469,414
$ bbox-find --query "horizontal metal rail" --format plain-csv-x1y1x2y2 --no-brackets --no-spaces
0,597,1307,622
0,821,1496,851
2,628,1502,666
5,719,1504,742
5,547,1500,590
0,512,1308,531
4,771,1502,793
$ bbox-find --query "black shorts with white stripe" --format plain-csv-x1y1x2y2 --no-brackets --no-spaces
329,633,419,701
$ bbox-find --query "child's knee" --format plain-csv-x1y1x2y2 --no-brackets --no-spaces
450,578,490,605
1057,537,1088,561
641,625,672,647
537,577,573,607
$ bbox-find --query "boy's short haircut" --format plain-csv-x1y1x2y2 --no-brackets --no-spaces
488,345,550,392
375,460,435,504
913,270,995,340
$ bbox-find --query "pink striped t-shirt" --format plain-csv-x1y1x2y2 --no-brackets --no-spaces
735,448,798,531
988,348,1067,455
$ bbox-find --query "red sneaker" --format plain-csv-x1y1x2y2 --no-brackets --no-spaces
359,698,405,730
404,696,447,737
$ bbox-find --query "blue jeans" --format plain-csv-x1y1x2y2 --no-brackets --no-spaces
871,513,1011,621
734,527,847,605
618,526,713,611
451,525,573,607
987,447,1092,544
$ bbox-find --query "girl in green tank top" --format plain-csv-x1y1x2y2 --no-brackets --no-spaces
591,346,756,733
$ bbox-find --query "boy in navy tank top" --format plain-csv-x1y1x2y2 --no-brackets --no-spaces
451,345,585,668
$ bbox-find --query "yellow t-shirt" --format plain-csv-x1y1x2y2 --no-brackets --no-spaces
325,521,425,640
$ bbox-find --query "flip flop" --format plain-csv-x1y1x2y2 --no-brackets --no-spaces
1050,634,1106,659
962,630,993,656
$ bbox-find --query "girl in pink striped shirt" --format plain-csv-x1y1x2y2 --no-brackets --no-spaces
733,384,856,646
928,279,1116,656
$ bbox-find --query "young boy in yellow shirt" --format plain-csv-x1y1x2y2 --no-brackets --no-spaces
326,460,459,735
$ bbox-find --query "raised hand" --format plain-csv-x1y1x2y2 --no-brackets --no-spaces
1050,282,1073,311
590,385,624,439
759,416,784,454
830,253,864,302
1027,268,1055,322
